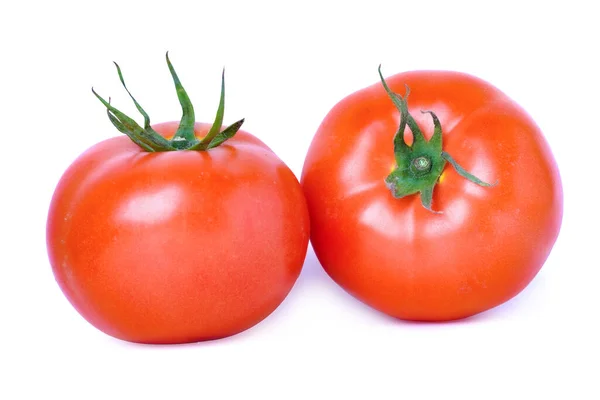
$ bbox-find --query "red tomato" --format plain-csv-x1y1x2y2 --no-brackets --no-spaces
47,122,309,343
301,68,562,321
47,56,309,343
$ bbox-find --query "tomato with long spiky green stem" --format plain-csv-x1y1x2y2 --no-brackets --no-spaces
47,54,310,343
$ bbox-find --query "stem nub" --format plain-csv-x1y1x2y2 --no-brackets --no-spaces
411,156,432,175
92,53,244,152
378,65,495,212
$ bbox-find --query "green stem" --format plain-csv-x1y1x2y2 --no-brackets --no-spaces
91,88,174,151
441,152,497,187
93,53,244,152
197,69,226,150
166,52,196,147
378,65,495,212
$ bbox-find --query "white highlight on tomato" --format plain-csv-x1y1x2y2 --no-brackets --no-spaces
117,185,183,224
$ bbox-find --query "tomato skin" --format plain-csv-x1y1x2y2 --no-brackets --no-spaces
47,122,310,343
301,71,563,321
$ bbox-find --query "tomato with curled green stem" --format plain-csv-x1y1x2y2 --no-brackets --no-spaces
46,54,310,343
301,66,562,321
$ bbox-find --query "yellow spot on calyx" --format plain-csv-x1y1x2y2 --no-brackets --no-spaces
438,171,446,184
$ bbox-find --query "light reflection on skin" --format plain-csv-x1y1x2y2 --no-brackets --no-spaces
117,185,183,224
359,199,416,241
423,198,469,238
430,102,464,134
340,121,388,198
462,157,496,199
409,101,464,140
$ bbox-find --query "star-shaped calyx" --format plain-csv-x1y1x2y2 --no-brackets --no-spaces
378,66,495,212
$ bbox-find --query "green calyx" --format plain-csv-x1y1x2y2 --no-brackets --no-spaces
378,66,495,213
92,52,244,152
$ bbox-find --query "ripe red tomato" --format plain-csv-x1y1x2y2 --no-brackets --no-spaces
47,56,309,343
301,68,562,321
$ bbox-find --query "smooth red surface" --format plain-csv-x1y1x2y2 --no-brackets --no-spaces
301,71,563,321
47,122,310,343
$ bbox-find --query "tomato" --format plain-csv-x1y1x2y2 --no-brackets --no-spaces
301,67,562,321
47,55,309,343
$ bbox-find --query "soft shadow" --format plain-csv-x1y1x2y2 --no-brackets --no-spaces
104,325,255,349
295,244,328,283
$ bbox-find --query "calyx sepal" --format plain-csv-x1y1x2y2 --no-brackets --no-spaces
92,52,244,152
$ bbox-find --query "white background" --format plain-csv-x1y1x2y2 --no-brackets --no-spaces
1,1,598,399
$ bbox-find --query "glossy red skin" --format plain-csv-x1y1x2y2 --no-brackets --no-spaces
301,71,563,321
47,122,310,343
